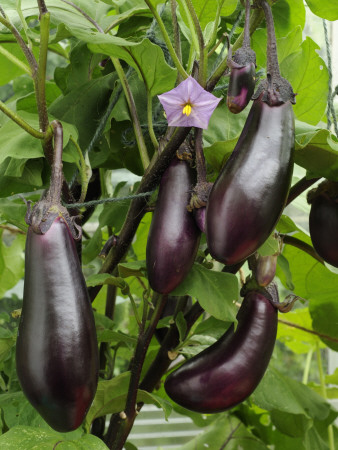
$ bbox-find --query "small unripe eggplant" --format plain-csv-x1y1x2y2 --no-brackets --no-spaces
227,59,256,114
165,288,277,413
16,217,99,432
146,157,201,294
254,254,278,287
206,96,294,265
309,185,338,268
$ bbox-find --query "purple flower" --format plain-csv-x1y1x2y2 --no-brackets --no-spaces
158,76,221,129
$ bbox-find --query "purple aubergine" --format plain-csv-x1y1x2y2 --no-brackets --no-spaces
206,96,294,265
165,289,277,413
254,254,277,287
227,62,256,114
146,157,201,294
16,217,99,432
309,191,338,268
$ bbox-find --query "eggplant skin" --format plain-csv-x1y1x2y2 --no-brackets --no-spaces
146,158,201,294
16,217,99,432
164,290,277,413
227,63,256,114
255,254,277,287
309,194,338,268
206,97,294,265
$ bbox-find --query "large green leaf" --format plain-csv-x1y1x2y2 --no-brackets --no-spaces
0,425,109,449
294,121,338,180
172,263,239,322
305,0,338,20
277,232,338,350
252,367,331,420
0,231,25,298
272,0,306,38
281,37,328,125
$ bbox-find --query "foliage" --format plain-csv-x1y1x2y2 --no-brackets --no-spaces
0,0,337,449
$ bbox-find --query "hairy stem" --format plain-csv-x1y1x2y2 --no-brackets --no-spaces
147,90,159,149
242,0,251,48
69,136,90,203
36,8,50,135
195,127,207,183
170,0,183,83
48,121,64,205
260,0,280,78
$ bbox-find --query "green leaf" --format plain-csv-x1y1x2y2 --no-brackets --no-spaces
172,263,239,322
257,234,279,256
96,329,137,346
88,38,177,96
294,121,338,180
0,425,109,449
277,308,324,354
118,260,147,278
0,44,38,85
0,231,25,298
86,273,126,289
179,414,267,450
82,227,102,265
276,232,338,350
281,37,329,125
272,0,306,38
305,0,338,20
252,367,331,420
271,410,312,438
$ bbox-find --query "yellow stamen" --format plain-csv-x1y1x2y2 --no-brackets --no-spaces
182,103,192,116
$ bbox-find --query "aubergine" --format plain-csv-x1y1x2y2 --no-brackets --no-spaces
146,157,201,294
16,217,99,432
206,96,294,265
309,186,338,268
164,288,278,413
227,59,256,114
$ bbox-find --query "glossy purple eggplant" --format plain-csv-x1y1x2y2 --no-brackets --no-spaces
165,288,277,413
206,96,294,265
146,157,201,294
309,189,338,268
227,61,256,114
16,217,99,432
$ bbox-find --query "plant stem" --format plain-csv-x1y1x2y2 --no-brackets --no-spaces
48,120,64,205
59,0,104,32
242,0,251,48
207,7,264,90
0,101,46,138
281,234,324,264
316,343,335,450
185,0,207,86
286,176,321,205
302,348,313,384
16,0,33,49
195,127,206,183
147,90,159,149
0,15,38,76
111,57,150,170
144,0,188,79
260,0,280,78
278,319,338,344
69,136,90,203
36,8,50,135
170,0,183,83
0,44,31,74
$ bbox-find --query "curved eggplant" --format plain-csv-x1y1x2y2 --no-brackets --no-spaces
206,96,294,265
16,217,99,432
227,62,256,114
309,189,338,268
165,288,277,413
146,157,201,294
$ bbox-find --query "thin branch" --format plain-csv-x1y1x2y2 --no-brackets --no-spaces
59,0,104,32
0,100,46,139
48,120,64,205
286,176,321,205
281,234,324,265
279,318,338,344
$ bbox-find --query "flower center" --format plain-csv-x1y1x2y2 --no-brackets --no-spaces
182,103,192,116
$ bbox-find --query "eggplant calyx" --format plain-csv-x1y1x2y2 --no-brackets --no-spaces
241,280,281,310
228,46,256,69
187,181,213,211
26,199,81,239
176,141,193,161
307,180,338,204
253,74,296,106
